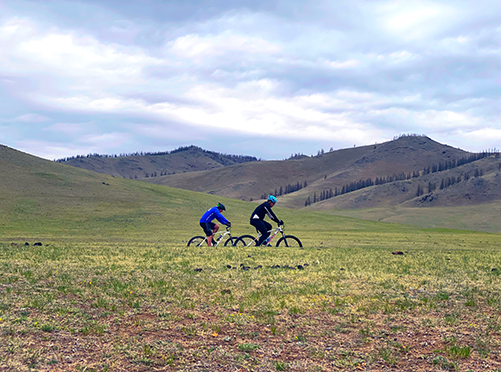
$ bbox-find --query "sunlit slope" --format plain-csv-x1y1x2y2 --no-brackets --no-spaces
1,144,429,243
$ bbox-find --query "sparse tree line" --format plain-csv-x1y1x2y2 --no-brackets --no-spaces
416,169,485,196
130,171,174,179
54,145,258,164
261,181,308,200
304,150,500,207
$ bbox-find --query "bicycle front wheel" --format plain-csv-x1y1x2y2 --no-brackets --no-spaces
224,237,238,247
276,235,302,248
187,236,206,247
234,235,257,247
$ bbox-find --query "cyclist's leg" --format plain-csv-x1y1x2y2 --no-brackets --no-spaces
261,221,272,245
210,224,220,245
201,222,216,246
251,220,270,246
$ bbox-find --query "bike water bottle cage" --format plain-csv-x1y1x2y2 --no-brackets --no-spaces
268,195,277,203
217,203,226,211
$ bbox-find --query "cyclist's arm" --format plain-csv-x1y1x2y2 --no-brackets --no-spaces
264,204,280,224
215,209,230,225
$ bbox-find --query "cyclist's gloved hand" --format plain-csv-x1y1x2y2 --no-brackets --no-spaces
227,222,231,227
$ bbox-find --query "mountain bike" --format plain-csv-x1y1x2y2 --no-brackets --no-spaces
234,223,302,247
187,226,237,247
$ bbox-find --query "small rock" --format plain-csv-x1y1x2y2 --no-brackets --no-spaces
34,242,42,246
24,242,30,246
242,266,250,271
340,268,345,271
271,265,280,269
226,265,232,269
392,251,404,255
194,268,203,272
492,268,498,272
254,265,263,269
297,265,304,270
248,255,252,258
303,263,309,266
11,243,18,247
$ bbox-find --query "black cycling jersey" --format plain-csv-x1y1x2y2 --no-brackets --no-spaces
250,202,280,224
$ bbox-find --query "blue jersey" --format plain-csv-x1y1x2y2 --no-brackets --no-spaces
200,206,229,225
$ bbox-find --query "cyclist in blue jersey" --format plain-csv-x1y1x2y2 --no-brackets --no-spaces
199,203,231,246
250,195,283,246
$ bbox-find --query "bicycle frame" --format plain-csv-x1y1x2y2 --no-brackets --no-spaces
211,227,232,247
259,225,284,245
240,225,285,247
188,226,232,247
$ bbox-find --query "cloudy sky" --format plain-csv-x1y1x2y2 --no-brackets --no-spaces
1,0,500,160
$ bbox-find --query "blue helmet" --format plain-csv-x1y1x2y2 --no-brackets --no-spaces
268,195,277,203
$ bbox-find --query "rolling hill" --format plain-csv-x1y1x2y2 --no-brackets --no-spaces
56,145,258,179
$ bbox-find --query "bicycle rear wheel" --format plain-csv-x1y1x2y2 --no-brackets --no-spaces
276,235,302,248
234,235,257,247
187,236,206,247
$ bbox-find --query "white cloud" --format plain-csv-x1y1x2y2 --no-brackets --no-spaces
166,32,280,59
379,1,456,40
460,128,501,141
326,59,360,69
0,17,163,89
80,132,129,147
13,139,94,160
44,123,83,134
0,113,49,123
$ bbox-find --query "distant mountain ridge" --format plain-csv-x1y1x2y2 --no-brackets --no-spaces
56,145,258,179
145,135,480,204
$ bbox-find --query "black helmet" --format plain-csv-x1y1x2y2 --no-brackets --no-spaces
217,203,226,211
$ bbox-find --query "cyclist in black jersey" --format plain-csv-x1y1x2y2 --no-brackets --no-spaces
250,195,283,246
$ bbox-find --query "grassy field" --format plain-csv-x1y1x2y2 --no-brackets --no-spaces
318,202,501,234
2,146,501,371
2,212,501,371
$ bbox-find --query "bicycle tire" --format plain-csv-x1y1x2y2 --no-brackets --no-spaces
276,235,302,248
187,236,206,247
224,237,238,247
234,235,257,247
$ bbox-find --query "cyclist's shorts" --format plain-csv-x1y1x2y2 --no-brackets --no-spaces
200,222,216,236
